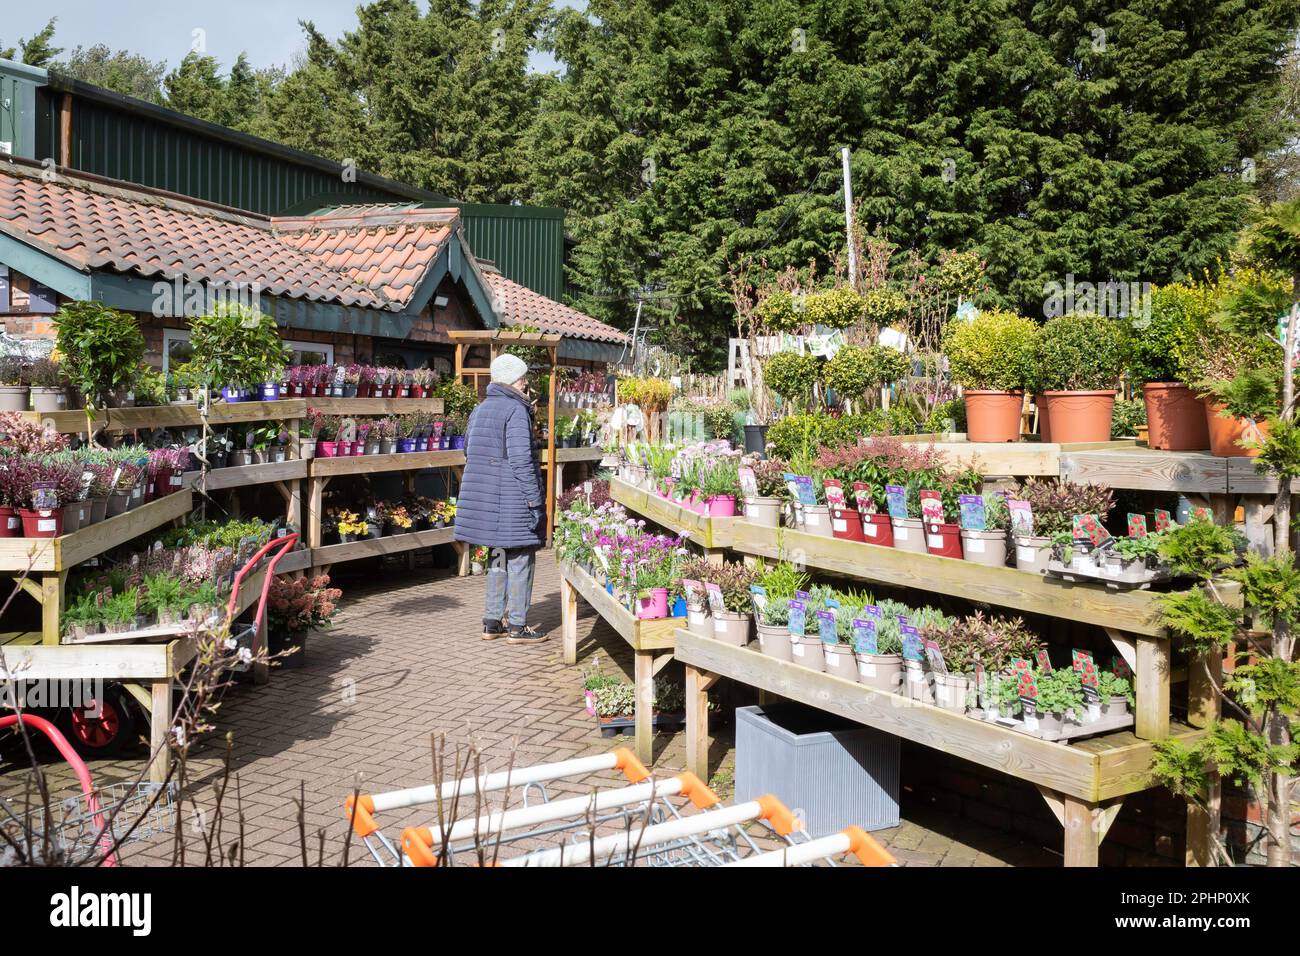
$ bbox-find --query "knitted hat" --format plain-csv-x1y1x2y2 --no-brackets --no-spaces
490,353,529,386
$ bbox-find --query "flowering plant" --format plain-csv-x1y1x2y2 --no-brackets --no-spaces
336,510,368,536
0,412,70,455
268,574,342,635
387,504,414,529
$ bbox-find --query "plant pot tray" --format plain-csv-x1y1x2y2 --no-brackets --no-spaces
596,712,686,737
1045,560,1172,591
974,708,1135,743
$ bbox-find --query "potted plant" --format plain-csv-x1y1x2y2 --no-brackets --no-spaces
1098,670,1133,717
182,304,289,402
313,412,343,457
960,491,1011,568
1010,478,1115,573
52,301,146,410
699,562,759,646
852,616,903,693
1195,367,1279,458
742,457,787,527
698,458,740,517
1032,313,1126,442
267,573,341,666
749,561,809,661
942,309,1038,442
1125,284,1211,450
336,510,368,543
989,674,1022,720
763,350,821,413
24,357,67,413
0,356,29,412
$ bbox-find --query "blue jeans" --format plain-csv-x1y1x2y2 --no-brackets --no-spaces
484,546,537,628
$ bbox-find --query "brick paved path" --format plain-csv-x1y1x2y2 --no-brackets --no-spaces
1,551,1055,866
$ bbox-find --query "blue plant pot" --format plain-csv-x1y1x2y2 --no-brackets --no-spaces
416,437,429,452
221,386,245,403
606,583,614,595
451,436,466,450
260,382,281,401
398,438,417,453
672,596,687,617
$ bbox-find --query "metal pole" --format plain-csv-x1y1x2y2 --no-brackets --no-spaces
842,147,856,289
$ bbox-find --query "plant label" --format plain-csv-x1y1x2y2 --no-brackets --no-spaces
784,473,816,506
794,589,810,601
919,489,944,524
958,494,986,530
852,481,876,515
1072,513,1109,545
704,582,725,615
901,624,924,662
816,609,837,645
885,484,908,520
786,600,806,637
861,604,881,620
1111,655,1133,680
1190,505,1212,522
749,584,768,617
923,639,948,675
852,618,878,655
1127,513,1148,537
1034,649,1053,672
1154,509,1172,532
738,467,758,498
1073,649,1100,704
1008,499,1033,535
823,479,846,509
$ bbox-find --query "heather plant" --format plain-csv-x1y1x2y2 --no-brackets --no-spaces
268,574,342,634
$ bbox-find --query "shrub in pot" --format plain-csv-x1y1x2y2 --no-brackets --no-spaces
1195,366,1279,458
180,303,290,399
1125,284,1211,450
743,457,787,527
0,356,29,412
1033,313,1125,442
1098,670,1134,717
852,618,903,692
750,561,809,662
1033,667,1085,733
24,357,67,413
763,351,821,412
824,343,909,408
1010,479,1115,572
960,491,1010,567
942,309,1037,442
53,301,147,410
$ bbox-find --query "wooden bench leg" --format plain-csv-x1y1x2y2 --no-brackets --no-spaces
1040,787,1122,867
1135,635,1170,739
148,679,172,785
634,649,654,764
685,665,715,781
561,575,578,665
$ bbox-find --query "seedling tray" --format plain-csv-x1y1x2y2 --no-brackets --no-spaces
1045,559,1170,591
596,712,686,738
969,707,1134,742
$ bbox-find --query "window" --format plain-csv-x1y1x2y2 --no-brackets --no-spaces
162,330,333,372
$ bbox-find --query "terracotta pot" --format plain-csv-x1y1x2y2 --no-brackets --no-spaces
743,496,783,527
790,635,825,671
861,513,894,547
830,507,865,542
1142,383,1209,451
711,611,752,646
1041,390,1115,443
891,517,926,553
1205,402,1268,458
960,528,1008,567
755,622,792,662
963,389,1024,442
1013,534,1052,573
1036,394,1052,442
822,643,857,678
854,652,902,693
925,521,964,559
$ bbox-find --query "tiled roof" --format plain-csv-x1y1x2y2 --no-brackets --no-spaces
485,270,628,345
275,207,459,309
0,162,398,310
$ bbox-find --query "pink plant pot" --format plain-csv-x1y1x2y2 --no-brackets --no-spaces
317,441,338,458
636,588,670,619
706,495,736,517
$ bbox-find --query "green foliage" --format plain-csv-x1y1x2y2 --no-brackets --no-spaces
1155,587,1241,655
1225,553,1300,630
1253,416,1300,482
1011,479,1115,538
53,301,145,405
755,290,804,333
1033,313,1126,392
923,398,966,434
824,345,908,401
1110,398,1147,438
1223,658,1300,718
432,379,480,420
1156,518,1237,580
1034,667,1085,715
805,288,865,329
1098,670,1134,705
942,309,1037,391
1150,737,1212,799
763,352,821,407
183,304,288,389
1203,367,1281,420
1125,283,1211,385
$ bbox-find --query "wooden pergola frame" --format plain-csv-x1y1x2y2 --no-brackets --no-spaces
449,330,564,539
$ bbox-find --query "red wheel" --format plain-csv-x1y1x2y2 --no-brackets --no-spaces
61,685,137,757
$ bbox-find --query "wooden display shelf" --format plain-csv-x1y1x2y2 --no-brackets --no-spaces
307,449,465,478
675,629,1203,866
305,397,445,416
184,458,309,490
309,526,456,566
559,559,685,763
0,490,194,573
609,477,736,553
554,445,608,463
1060,446,1299,495
21,400,307,433
895,433,1137,476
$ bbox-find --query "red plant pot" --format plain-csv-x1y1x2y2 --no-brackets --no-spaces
924,521,964,559
411,385,425,399
705,495,736,517
338,441,354,457
0,506,21,538
861,513,894,547
317,441,339,458
20,507,63,538
830,507,866,542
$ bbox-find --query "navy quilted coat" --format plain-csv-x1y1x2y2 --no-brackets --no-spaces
454,383,545,549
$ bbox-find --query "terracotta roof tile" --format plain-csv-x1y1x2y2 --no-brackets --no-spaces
485,271,628,345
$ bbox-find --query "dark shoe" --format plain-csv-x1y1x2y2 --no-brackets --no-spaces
482,619,505,641
505,624,548,646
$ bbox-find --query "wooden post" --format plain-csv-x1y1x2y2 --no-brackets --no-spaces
41,572,66,646
560,573,578,665
59,92,73,168
1062,794,1101,867
148,677,172,785
634,649,654,764
1135,635,1170,739
685,665,714,781
545,345,558,542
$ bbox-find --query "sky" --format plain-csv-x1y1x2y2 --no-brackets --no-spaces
2,0,583,75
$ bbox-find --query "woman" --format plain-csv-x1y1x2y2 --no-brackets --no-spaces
453,354,547,644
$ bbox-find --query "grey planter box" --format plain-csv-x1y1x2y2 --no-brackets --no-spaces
736,703,899,836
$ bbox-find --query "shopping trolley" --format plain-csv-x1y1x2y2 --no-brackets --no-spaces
223,532,300,671
344,748,895,868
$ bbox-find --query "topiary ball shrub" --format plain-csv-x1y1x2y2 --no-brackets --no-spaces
942,308,1037,391
1034,313,1125,392
763,351,821,407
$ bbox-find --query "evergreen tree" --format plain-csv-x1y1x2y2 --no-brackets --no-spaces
1,17,61,66
52,45,166,103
